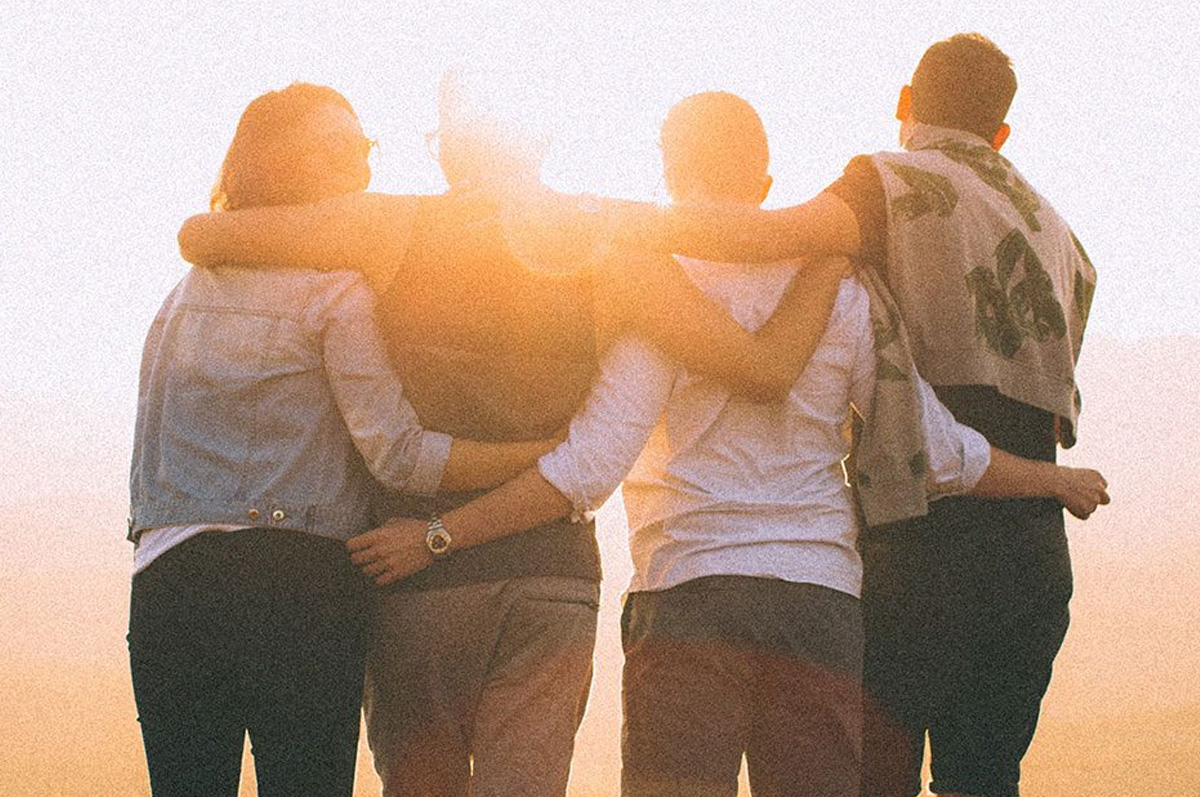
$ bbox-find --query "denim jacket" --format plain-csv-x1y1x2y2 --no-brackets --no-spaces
128,266,452,543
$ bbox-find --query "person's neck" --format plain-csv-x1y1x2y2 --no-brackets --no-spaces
901,120,991,152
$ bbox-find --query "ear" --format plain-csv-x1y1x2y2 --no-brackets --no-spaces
992,122,1010,152
896,85,913,122
758,174,773,205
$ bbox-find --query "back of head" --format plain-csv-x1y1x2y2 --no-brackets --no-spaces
661,91,770,205
435,66,551,188
211,82,370,211
911,33,1017,141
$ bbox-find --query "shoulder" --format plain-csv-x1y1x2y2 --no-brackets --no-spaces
826,155,883,203
841,276,876,346
304,270,377,319
815,276,871,344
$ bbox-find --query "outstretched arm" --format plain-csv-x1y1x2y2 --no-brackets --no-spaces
593,250,846,402
348,336,674,585
178,192,420,293
502,186,862,264
970,450,1110,520
321,275,561,495
609,191,862,262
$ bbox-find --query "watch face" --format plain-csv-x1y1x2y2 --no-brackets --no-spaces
428,530,451,555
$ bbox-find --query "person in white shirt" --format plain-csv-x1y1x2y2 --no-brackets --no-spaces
348,91,1108,797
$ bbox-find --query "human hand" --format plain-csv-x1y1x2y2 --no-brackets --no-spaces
347,518,433,586
1052,467,1110,520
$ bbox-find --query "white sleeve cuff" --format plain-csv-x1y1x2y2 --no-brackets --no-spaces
915,374,991,497
406,431,453,496
537,450,597,523
957,425,992,492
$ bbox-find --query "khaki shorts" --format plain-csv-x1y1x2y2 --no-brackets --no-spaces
364,576,600,797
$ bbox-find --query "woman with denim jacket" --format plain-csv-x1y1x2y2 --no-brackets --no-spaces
126,83,554,797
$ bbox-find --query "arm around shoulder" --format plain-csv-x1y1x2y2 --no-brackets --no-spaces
177,192,421,293
608,191,861,263
594,250,846,401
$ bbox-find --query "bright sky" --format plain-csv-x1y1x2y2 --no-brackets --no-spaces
1,0,1197,503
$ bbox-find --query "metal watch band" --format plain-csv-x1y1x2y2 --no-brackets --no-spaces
425,515,452,559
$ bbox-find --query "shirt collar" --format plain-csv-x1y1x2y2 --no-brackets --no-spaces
901,121,992,152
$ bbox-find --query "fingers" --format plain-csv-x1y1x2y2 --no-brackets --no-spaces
346,527,386,552
361,559,389,577
375,568,404,587
350,550,373,567
345,520,431,585
1058,467,1111,521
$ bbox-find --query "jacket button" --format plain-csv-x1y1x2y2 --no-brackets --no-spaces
272,509,286,522
248,509,260,521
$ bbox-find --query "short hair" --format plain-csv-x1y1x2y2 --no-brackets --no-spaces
211,82,368,211
660,91,769,204
911,33,1017,140
434,65,551,185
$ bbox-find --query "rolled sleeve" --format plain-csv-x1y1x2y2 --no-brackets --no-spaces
538,336,675,518
405,431,453,496
916,375,993,496
320,275,451,495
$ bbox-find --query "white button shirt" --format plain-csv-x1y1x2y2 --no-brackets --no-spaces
538,260,991,598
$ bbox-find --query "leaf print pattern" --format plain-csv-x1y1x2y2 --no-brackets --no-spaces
871,291,910,382
1070,230,1097,325
929,139,1042,232
887,163,959,221
966,230,1067,358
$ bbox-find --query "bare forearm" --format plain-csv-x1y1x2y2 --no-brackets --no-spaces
741,256,846,396
439,438,560,493
970,448,1062,499
594,251,844,401
970,447,1110,519
177,192,417,292
442,466,572,548
600,251,784,401
605,192,859,262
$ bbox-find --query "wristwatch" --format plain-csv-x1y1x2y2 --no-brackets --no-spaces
425,516,452,559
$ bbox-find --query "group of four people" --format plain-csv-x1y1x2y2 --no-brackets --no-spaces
128,32,1107,797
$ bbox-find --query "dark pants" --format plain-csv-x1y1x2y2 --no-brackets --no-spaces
860,505,1072,797
128,529,370,797
621,576,864,797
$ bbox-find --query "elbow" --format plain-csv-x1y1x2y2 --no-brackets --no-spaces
177,215,206,265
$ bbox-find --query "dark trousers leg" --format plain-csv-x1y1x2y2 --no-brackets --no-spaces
746,585,863,797
129,530,368,797
621,578,862,797
130,535,248,797
243,536,369,797
860,509,1072,797
620,618,749,797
